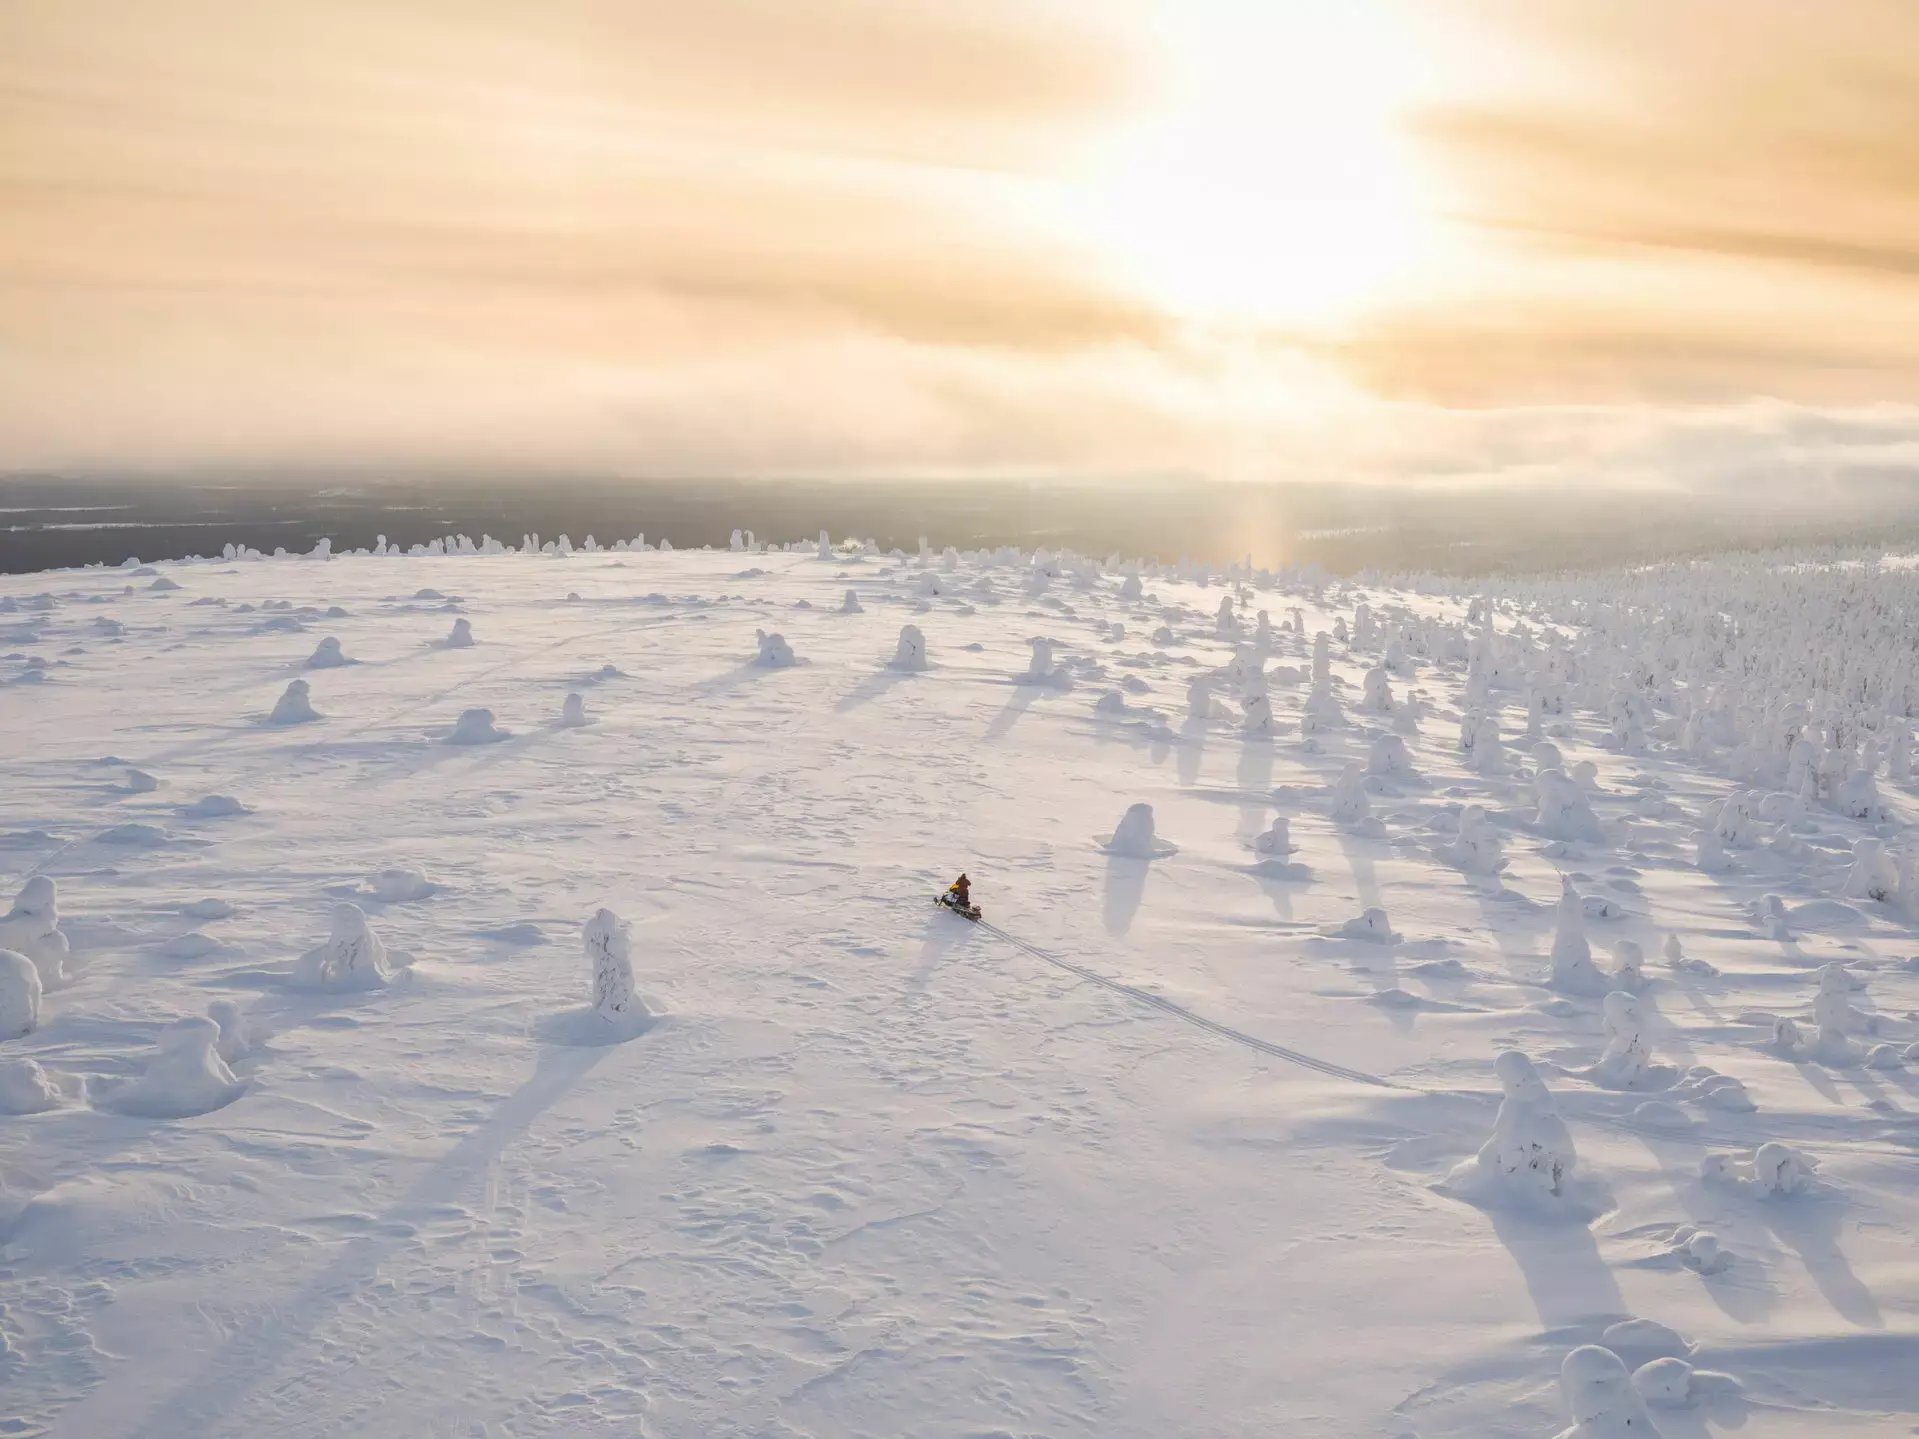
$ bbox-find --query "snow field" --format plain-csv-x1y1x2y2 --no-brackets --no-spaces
1,536,1918,1436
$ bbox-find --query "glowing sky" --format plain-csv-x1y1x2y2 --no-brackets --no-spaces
5,0,1919,490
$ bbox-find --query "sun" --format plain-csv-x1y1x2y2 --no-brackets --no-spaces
1061,2,1437,330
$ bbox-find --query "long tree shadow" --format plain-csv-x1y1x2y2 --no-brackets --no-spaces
1175,716,1210,787
984,684,1041,743
1486,1204,1628,1331
115,1042,611,1439
1102,855,1150,936
1757,1189,1884,1329
1234,737,1275,842
835,665,917,714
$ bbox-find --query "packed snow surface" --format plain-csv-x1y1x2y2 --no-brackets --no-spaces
2,538,1919,1437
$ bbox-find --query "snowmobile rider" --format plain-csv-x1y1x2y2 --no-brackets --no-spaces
947,874,971,908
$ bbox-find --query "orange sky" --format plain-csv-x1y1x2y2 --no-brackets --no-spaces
4,0,1919,489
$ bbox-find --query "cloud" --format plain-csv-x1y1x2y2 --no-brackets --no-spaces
1378,0,1919,406
5,0,1919,491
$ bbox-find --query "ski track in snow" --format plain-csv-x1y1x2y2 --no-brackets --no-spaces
3,538,1919,1437
969,913,1398,1089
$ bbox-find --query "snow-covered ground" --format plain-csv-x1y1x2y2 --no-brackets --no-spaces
3,535,1918,1437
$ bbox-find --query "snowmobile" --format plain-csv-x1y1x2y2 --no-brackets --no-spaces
935,876,981,922
935,892,982,922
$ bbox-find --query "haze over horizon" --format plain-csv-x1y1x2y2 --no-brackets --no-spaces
6,1,1919,500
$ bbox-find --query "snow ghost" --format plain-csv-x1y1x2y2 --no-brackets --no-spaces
1119,572,1143,602
1808,962,1863,1063
1753,1141,1815,1196
294,903,392,991
446,617,475,648
0,949,42,1039
1612,939,1645,990
1328,763,1372,827
558,692,590,728
0,875,69,987
1465,1050,1578,1199
1186,675,1215,721
1360,665,1393,713
1215,595,1240,641
841,589,863,614
754,630,797,667
1592,991,1654,1087
1550,880,1607,994
1445,805,1505,875
1843,838,1898,902
584,908,651,1021
306,635,351,668
1243,692,1275,737
267,678,321,726
1022,637,1071,689
1254,815,1295,856
1832,767,1886,821
1105,803,1176,859
891,624,929,672
1367,732,1412,777
1461,710,1505,774
1536,768,1603,844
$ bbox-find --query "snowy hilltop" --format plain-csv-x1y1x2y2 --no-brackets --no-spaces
2,531,1917,1437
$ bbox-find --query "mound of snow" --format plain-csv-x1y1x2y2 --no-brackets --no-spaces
367,867,436,902
1702,1141,1816,1196
840,589,863,614
754,629,797,667
206,998,251,1064
182,793,251,818
558,691,590,728
306,635,354,668
0,949,42,1038
97,822,168,847
106,1016,243,1119
1327,907,1395,943
0,1057,59,1114
267,678,321,725
293,903,393,991
1103,802,1176,859
1556,1345,1663,1438
445,617,476,648
445,707,510,745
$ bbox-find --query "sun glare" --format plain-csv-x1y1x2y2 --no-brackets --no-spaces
1063,2,1435,330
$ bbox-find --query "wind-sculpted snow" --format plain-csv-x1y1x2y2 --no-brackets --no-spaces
1,534,1916,1438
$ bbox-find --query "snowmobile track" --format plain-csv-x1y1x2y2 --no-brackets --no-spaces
969,915,1400,1090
